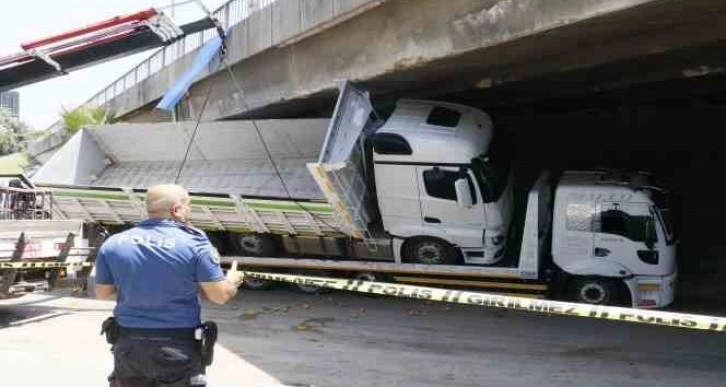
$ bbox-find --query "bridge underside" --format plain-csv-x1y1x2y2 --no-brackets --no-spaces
166,0,726,121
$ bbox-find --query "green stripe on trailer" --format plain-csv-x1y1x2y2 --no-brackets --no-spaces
191,198,236,208
52,190,132,201
51,189,333,213
245,201,333,213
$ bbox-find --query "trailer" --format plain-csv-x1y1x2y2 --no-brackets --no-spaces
31,83,677,308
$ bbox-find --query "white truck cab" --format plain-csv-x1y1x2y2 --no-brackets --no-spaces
552,171,677,308
370,99,514,265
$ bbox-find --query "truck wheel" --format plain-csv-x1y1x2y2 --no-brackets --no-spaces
353,272,379,282
243,277,274,291
352,272,388,297
402,237,458,265
292,270,332,294
230,234,277,257
569,277,620,305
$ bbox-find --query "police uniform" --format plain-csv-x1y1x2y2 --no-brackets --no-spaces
95,218,224,387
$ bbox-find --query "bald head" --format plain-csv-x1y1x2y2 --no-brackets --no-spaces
146,184,191,221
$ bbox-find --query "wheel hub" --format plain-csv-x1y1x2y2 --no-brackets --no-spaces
416,243,444,264
579,282,607,304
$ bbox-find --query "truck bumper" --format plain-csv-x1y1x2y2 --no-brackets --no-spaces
6,280,50,295
625,271,678,309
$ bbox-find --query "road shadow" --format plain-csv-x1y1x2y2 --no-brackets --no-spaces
0,291,112,330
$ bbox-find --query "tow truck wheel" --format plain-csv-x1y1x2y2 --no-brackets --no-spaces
402,237,458,265
570,277,619,305
230,234,277,257
353,272,378,282
242,277,274,291
291,270,332,294
352,272,387,298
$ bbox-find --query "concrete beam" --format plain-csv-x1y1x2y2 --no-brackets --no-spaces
113,0,726,122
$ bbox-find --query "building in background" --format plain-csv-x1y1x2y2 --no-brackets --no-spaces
0,91,19,117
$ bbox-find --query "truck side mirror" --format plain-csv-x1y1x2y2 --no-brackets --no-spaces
455,178,473,208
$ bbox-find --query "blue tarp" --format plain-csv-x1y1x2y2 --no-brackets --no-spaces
155,34,224,111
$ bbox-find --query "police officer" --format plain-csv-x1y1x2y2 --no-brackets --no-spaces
94,184,245,386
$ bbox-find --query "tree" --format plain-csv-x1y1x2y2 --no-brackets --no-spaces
0,107,34,156
60,105,115,134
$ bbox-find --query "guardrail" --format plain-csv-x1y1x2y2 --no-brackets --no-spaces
44,0,277,134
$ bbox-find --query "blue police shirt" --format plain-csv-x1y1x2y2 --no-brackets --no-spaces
94,218,225,329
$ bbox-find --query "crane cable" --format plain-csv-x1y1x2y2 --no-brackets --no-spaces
172,45,346,235
221,59,347,235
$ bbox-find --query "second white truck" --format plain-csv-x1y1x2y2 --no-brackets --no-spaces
30,82,677,308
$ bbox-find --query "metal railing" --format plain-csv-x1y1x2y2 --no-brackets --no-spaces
45,0,277,134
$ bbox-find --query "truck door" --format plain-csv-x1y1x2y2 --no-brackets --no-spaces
416,166,484,247
593,202,662,276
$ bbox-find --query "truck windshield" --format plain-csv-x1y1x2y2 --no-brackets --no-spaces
470,154,510,203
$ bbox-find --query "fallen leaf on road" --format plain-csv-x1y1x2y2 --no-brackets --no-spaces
239,310,261,321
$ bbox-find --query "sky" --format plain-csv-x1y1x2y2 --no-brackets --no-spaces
0,0,228,130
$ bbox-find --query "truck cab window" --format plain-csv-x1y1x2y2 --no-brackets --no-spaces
471,155,510,203
595,209,656,243
423,168,477,204
426,107,461,128
650,190,677,244
371,132,413,155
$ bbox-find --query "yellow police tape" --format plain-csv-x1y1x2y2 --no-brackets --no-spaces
0,261,93,269
244,271,726,333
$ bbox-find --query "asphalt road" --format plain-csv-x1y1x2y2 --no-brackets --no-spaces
203,288,726,387
1,289,724,387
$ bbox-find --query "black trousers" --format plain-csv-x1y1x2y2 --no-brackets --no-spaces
110,335,206,386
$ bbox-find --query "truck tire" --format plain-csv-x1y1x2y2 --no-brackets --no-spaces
291,270,332,294
402,237,458,265
352,272,387,297
243,277,274,291
569,277,622,305
353,272,379,282
230,234,277,257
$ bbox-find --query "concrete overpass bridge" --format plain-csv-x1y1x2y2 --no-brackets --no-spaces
46,0,722,124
